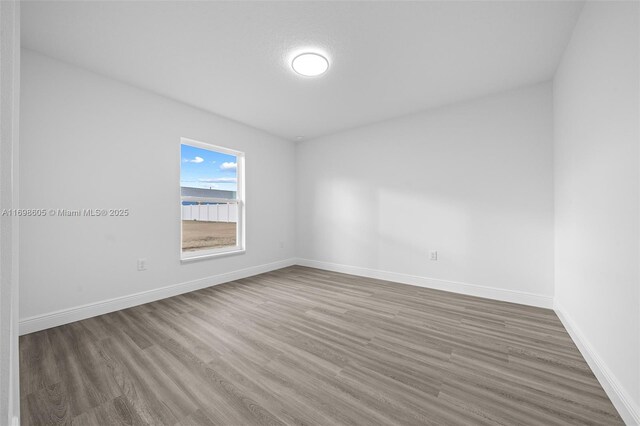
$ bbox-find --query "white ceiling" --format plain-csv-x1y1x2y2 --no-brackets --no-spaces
22,1,584,141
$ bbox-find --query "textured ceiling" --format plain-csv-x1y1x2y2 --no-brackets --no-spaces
21,1,584,141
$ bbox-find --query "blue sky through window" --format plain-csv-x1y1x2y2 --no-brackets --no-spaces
180,144,238,192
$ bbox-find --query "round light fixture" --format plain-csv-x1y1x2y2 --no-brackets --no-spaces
291,53,329,77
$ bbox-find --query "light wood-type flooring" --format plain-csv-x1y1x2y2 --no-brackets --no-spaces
20,266,623,425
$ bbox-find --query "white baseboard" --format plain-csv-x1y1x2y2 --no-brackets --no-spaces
554,302,639,426
19,258,296,335
295,258,553,309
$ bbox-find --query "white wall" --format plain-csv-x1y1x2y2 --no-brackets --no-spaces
296,83,554,307
19,50,296,329
553,1,639,422
0,1,20,424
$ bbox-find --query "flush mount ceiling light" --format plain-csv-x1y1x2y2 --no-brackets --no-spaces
291,53,329,77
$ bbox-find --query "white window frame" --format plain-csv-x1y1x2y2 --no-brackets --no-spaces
180,137,245,262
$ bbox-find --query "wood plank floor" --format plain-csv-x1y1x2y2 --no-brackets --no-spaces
20,266,623,425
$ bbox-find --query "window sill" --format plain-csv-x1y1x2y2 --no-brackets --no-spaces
181,248,246,263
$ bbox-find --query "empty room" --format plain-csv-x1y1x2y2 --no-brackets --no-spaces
0,0,638,425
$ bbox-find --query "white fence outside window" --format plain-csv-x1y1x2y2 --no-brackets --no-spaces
181,203,238,223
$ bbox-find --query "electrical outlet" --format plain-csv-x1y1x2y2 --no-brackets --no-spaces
429,250,438,261
137,258,148,271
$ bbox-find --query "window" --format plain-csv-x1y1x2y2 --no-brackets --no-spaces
180,138,244,260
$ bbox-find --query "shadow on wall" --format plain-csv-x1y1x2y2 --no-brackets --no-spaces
303,170,552,293
309,178,471,277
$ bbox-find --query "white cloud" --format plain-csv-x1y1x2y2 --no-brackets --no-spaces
220,162,237,171
184,156,204,163
198,177,237,183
